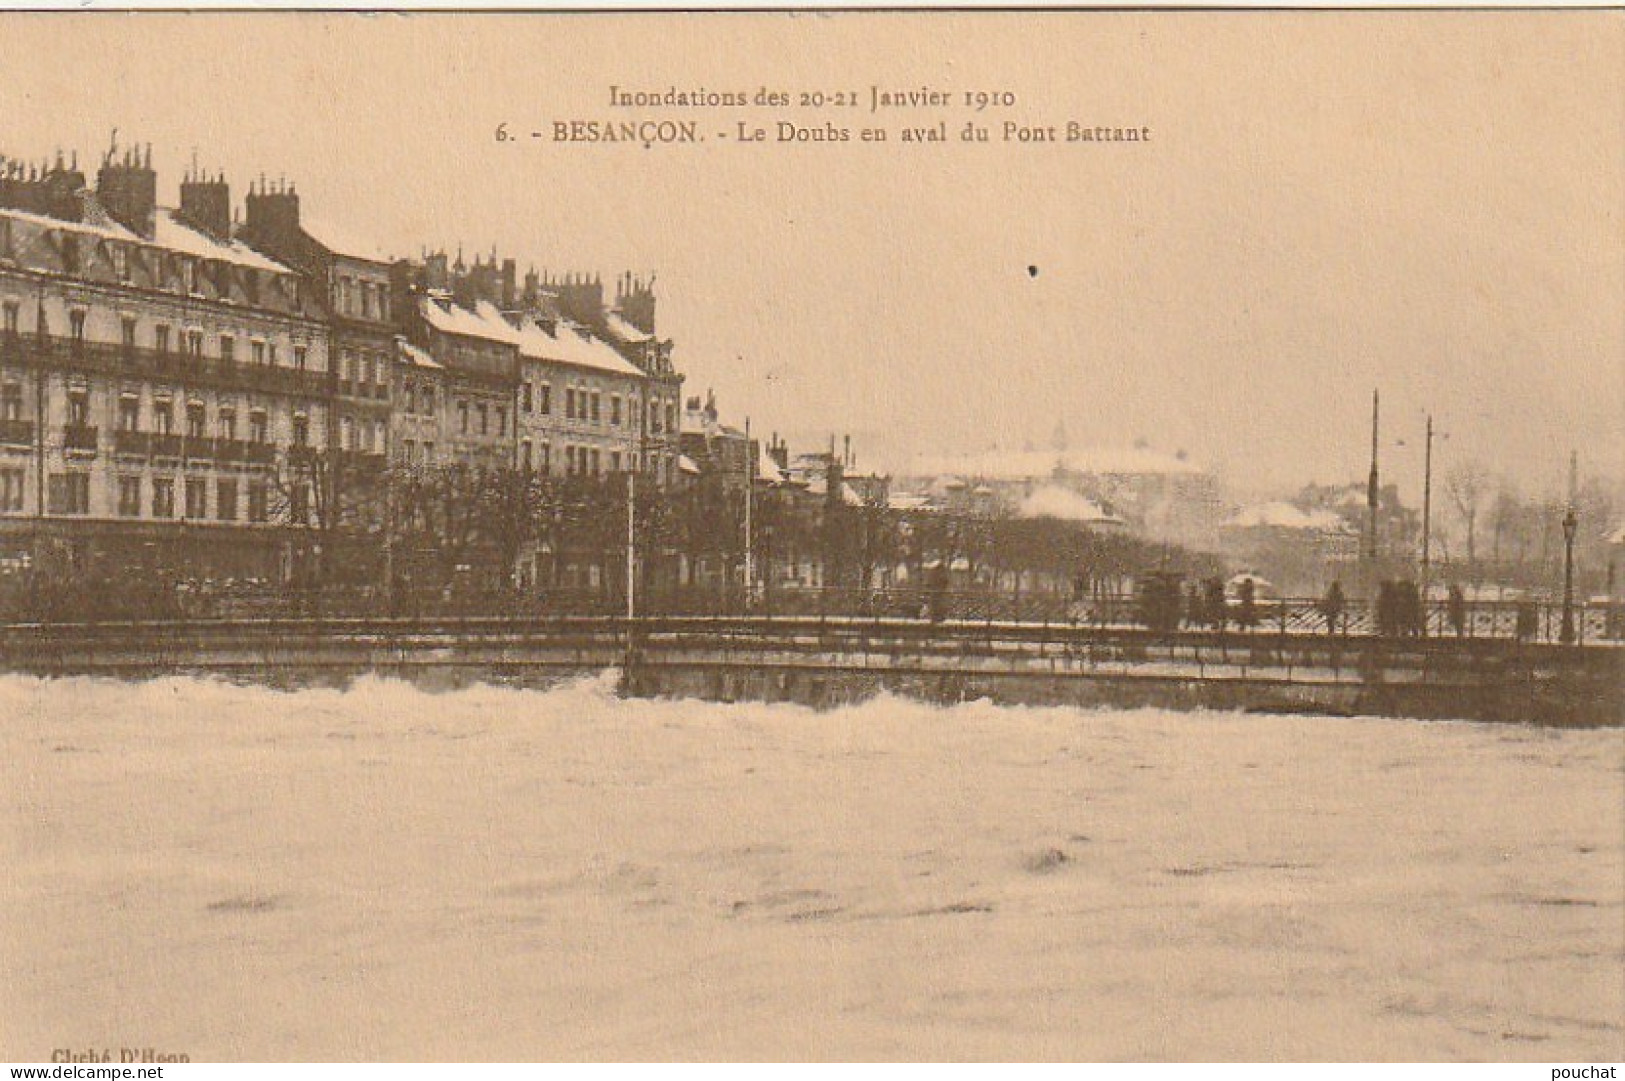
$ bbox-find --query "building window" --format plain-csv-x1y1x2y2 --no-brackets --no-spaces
478,403,489,435
540,442,550,475
186,402,206,439
62,236,79,275
268,343,278,367
249,410,268,444
458,400,469,434
155,325,170,355
422,441,435,463
66,391,89,428
220,335,235,365
112,245,129,282
520,439,532,471
69,309,86,343
565,388,576,420
666,402,676,434
521,382,533,412
121,316,137,350
184,477,207,519
611,450,621,473
403,380,415,415
496,407,506,437
247,482,268,523
1,384,21,421
218,408,237,441
340,415,355,451
403,438,416,464
421,386,435,416
117,396,139,432
0,468,23,512
117,476,141,517
252,341,266,366
539,383,551,415
293,345,307,371
153,400,173,434
292,415,309,446
590,449,601,476
611,395,621,426
186,330,204,357
47,472,90,515
591,391,601,424
3,302,18,337
217,479,238,521
291,483,310,525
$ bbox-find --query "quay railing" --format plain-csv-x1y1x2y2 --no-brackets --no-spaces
5,583,1615,647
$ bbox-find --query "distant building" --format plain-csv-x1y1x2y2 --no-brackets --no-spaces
1218,500,1358,595
901,441,1220,544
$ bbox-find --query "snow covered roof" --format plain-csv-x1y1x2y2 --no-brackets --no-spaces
419,297,520,346
152,209,292,274
1,205,141,244
1018,485,1124,525
604,312,654,344
0,206,295,276
513,318,645,378
396,339,442,371
909,446,1206,481
1224,501,1348,532
804,478,865,506
301,215,396,264
755,443,789,485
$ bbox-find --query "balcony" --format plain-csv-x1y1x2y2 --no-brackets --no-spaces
113,429,154,457
244,441,276,465
151,433,183,459
21,336,331,400
0,417,33,447
63,424,98,454
337,449,388,474
183,436,215,462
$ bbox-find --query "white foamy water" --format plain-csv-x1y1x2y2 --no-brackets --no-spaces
2,673,1621,1062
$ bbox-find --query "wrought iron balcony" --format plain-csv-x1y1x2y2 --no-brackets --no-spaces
63,424,98,452
15,336,331,400
0,417,33,447
113,429,154,456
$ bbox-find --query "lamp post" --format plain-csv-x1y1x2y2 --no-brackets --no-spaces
1560,450,1578,646
1420,413,1434,608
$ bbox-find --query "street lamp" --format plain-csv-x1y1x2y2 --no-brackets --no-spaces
1560,450,1578,646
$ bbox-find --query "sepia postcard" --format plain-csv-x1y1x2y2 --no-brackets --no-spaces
1,9,1621,1066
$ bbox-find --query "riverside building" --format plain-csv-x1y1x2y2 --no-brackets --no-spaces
0,146,331,581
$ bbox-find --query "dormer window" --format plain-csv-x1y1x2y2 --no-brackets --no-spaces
182,260,197,295
112,245,129,282
61,235,79,275
68,309,87,344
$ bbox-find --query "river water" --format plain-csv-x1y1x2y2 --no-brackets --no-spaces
3,673,1621,1061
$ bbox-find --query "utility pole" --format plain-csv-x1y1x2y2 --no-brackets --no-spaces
626,459,636,620
743,416,753,611
1561,450,1578,645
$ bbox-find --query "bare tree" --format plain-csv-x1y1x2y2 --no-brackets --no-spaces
1444,461,1491,585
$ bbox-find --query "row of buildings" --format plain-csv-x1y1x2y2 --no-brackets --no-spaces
0,143,687,582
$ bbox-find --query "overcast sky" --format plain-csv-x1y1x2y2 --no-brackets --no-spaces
2,12,1619,498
